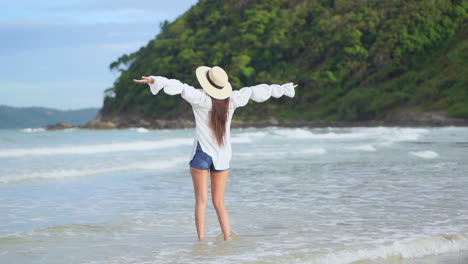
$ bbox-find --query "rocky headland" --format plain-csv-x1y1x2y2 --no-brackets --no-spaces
44,109,468,131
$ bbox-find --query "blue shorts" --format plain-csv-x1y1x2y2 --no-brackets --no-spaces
189,141,229,172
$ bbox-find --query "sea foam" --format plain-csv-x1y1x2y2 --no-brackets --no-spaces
20,128,45,133
409,150,439,159
129,127,149,133
0,138,192,158
272,232,468,264
314,232,468,264
231,131,267,143
271,127,430,142
234,147,326,158
0,157,186,184
346,144,376,151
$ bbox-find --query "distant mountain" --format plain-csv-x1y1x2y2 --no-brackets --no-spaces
0,105,99,129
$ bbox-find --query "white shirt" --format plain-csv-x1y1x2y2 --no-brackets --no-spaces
148,76,295,170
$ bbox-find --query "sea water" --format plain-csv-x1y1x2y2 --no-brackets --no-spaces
0,126,467,264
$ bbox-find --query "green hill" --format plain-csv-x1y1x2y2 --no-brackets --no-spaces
0,105,99,129
101,0,467,123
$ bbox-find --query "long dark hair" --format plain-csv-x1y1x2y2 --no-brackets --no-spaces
210,96,230,146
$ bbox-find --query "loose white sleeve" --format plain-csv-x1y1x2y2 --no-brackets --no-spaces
231,82,295,108
147,76,209,107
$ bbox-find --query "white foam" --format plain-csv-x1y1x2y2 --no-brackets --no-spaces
231,131,267,143
129,127,149,133
310,232,468,264
236,131,268,138
231,137,253,143
20,128,45,133
273,128,317,139
346,144,376,151
301,147,327,154
409,150,439,159
378,127,430,142
0,157,186,183
0,138,192,158
234,151,284,157
272,127,369,139
234,147,326,157
271,127,430,142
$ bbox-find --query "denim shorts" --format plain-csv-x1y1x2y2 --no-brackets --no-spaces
189,141,229,172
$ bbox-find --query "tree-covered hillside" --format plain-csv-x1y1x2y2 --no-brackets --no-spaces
103,0,467,122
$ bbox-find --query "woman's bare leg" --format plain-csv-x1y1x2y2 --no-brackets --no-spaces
191,167,209,241
210,170,232,240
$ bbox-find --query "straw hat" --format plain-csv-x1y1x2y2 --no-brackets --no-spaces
196,66,232,99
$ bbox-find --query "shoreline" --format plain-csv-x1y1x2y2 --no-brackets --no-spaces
40,109,468,130
43,118,468,131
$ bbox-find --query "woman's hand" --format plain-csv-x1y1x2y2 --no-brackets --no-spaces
293,84,298,88
133,76,154,84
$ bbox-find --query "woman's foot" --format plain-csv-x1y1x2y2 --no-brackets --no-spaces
224,232,233,240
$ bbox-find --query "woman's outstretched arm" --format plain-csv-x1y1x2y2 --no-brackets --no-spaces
230,82,297,108
133,75,210,107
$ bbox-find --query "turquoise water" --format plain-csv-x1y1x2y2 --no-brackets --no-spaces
1,126,468,263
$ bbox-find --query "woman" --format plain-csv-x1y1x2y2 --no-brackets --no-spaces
133,66,297,241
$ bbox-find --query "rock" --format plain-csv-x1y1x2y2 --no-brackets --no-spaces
384,110,468,126
268,117,279,125
45,122,77,130
82,110,118,129
84,121,117,129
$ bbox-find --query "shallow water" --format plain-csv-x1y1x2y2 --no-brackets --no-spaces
0,126,467,264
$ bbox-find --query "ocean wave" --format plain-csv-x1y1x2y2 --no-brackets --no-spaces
0,138,192,158
272,128,319,139
409,150,439,159
301,147,327,154
346,144,376,151
270,127,430,142
323,232,468,263
278,232,468,264
0,215,190,240
231,131,268,143
20,128,45,133
129,127,149,133
5,228,465,264
0,157,186,184
0,223,121,240
234,147,326,158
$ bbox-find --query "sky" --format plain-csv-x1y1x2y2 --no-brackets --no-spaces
0,0,199,110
